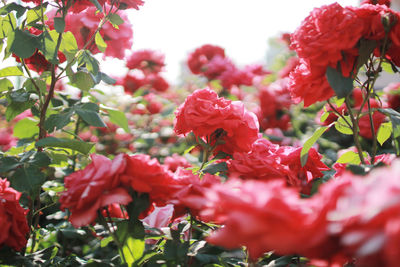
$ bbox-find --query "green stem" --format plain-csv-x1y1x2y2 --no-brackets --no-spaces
345,97,365,164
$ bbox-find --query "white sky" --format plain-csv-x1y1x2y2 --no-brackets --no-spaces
120,0,358,82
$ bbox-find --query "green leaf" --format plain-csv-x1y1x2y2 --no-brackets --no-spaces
13,117,39,139
336,151,361,164
0,3,26,18
5,100,35,122
115,220,145,266
99,72,116,85
69,71,95,91
203,162,227,175
333,97,346,108
10,89,30,102
95,32,107,52
75,103,106,127
378,108,400,154
320,110,329,123
0,157,21,173
60,31,78,61
45,109,73,132
9,28,40,58
35,137,95,154
356,39,377,71
109,13,124,26
300,126,329,166
102,106,129,132
0,66,24,77
29,151,51,168
38,30,59,64
54,17,65,33
11,165,45,197
326,66,354,99
377,122,392,146
334,116,353,135
26,4,47,25
24,78,47,94
77,50,99,75
0,78,13,92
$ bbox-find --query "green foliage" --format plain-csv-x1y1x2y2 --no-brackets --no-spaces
103,106,130,133
53,17,65,33
334,116,353,135
300,126,329,167
35,137,95,154
326,66,354,99
13,117,39,139
8,28,40,59
95,32,107,52
0,66,24,77
377,122,392,146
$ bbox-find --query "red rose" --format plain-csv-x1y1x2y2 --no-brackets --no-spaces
126,50,165,74
174,88,259,154
63,7,133,59
147,74,169,92
288,60,334,107
163,153,191,172
121,154,178,206
290,3,363,67
187,44,225,75
384,82,400,111
0,178,29,251
258,77,292,130
60,154,132,227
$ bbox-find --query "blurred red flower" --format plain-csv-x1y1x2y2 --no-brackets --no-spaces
0,178,29,252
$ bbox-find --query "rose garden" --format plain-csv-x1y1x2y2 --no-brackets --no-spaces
1,0,400,266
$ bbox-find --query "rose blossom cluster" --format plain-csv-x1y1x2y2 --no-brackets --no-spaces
117,49,170,94
59,153,221,227
289,2,400,106
0,179,29,252
187,44,270,93
174,87,260,154
185,160,400,266
227,138,329,194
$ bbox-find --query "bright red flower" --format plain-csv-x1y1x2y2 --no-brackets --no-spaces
126,50,165,74
288,60,334,107
169,168,221,218
63,7,133,59
163,153,191,172
120,154,177,206
118,73,147,94
290,3,363,67
187,44,225,75
349,4,394,41
258,77,292,130
384,82,400,110
361,0,391,6
0,178,29,252
60,154,132,227
174,88,259,154
147,74,169,92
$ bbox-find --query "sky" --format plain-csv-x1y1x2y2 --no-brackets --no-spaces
116,0,359,82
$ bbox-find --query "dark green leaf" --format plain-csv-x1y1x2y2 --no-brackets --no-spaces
24,78,47,94
378,108,400,154
356,39,377,71
100,72,116,85
54,17,65,33
38,30,59,64
44,109,73,132
5,100,35,121
0,3,26,18
109,13,124,26
300,126,329,166
29,152,51,168
0,157,21,173
35,137,95,154
11,165,45,196
203,162,227,175
326,66,354,99
13,117,39,139
9,28,40,58
0,66,24,77
75,103,106,127
10,89,30,102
